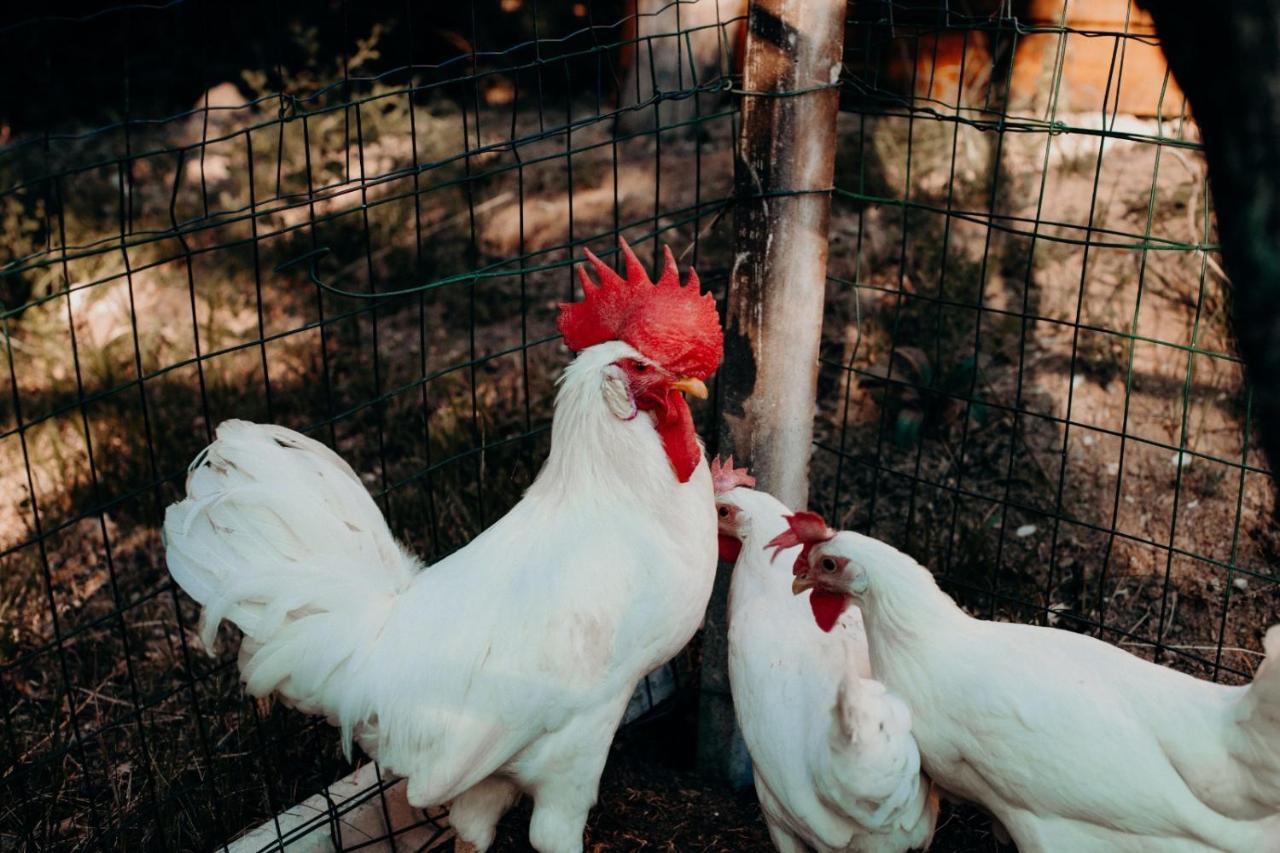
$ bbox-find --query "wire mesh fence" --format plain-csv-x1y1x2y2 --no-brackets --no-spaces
814,0,1275,688
0,0,1273,851
0,1,742,848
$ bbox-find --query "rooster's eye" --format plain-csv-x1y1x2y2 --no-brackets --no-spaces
820,557,838,573
633,362,648,372
717,506,730,518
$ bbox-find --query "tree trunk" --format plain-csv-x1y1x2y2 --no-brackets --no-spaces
1140,0,1280,496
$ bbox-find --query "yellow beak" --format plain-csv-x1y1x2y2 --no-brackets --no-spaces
792,576,814,596
671,376,709,399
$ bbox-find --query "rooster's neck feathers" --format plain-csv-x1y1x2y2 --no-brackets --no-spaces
529,340,700,505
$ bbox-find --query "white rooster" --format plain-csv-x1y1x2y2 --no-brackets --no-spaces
163,239,723,853
713,460,936,853
786,512,1280,853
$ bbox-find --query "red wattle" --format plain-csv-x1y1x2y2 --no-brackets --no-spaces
809,590,850,632
655,391,700,483
718,534,742,562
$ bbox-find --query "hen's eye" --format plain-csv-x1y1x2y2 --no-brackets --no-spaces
820,557,838,573
717,506,730,518
633,362,648,372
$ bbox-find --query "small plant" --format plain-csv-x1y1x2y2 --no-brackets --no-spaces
861,345,988,446
0,193,53,316
1076,320,1133,389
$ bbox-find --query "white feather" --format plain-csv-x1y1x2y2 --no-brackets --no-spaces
722,487,936,853
819,530,1280,853
163,340,718,853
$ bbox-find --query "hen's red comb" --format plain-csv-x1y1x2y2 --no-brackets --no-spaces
557,237,723,379
765,511,836,565
710,455,756,495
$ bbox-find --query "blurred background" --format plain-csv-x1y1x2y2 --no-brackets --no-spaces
1,1,1274,850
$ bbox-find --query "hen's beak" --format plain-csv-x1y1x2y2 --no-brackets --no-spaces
671,376,708,399
792,575,814,596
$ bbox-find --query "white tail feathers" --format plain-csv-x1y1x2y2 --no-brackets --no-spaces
163,420,417,734
830,676,918,791
1235,625,1280,811
824,673,936,848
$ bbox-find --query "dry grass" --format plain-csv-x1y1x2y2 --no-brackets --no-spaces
2,21,1276,853
0,41,739,844
814,107,1276,689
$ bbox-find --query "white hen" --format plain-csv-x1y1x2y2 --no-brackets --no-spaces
714,463,936,853
788,514,1280,853
163,240,723,853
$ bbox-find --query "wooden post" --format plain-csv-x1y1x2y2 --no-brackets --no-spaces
696,0,846,785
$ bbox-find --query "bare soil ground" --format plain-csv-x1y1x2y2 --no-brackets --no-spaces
492,702,1006,853
2,76,1275,852
814,108,1277,686
0,89,746,849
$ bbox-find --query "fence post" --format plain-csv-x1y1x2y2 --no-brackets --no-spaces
696,0,846,785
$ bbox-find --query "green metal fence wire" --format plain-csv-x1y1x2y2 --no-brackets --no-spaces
0,1,742,849
0,0,1273,850
817,0,1274,703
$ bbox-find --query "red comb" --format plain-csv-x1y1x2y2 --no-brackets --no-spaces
557,237,723,379
710,455,756,495
765,511,836,574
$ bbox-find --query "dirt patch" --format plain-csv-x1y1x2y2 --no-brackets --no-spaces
813,108,1276,686
1,81,743,847
3,18,1276,853
489,703,1009,853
